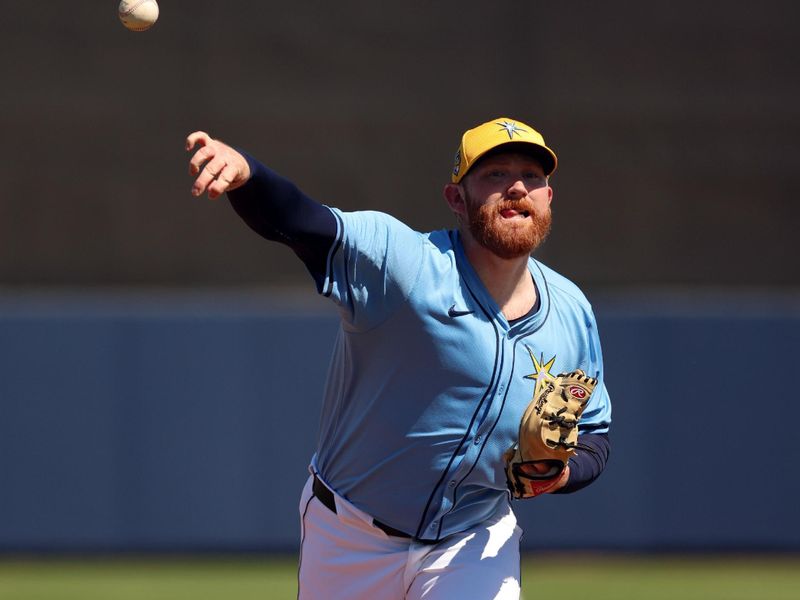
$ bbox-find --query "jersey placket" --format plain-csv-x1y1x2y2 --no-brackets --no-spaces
421,233,552,540
425,311,520,540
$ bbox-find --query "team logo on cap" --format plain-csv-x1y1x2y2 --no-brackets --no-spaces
496,120,527,140
453,148,461,176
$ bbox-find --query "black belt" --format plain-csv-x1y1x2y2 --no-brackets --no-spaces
312,474,413,539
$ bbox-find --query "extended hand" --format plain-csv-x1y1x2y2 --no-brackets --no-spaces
186,131,251,200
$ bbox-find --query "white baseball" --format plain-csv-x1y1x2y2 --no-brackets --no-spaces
118,0,159,32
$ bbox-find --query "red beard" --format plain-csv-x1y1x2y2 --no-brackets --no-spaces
466,197,552,259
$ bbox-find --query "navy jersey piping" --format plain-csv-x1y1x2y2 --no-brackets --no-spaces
414,257,503,541
436,259,552,537
508,259,552,337
322,209,344,298
414,314,501,540
439,344,517,534
530,259,552,331
296,486,316,600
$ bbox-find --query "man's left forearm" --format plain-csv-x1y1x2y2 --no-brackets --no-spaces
553,432,610,494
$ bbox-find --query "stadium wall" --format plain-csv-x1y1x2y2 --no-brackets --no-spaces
1,290,798,552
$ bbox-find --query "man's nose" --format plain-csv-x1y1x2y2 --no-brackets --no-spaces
507,179,528,199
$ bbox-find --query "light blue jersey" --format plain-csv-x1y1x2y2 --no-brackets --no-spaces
313,208,611,542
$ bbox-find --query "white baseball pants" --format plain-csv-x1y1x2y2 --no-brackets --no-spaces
297,474,522,600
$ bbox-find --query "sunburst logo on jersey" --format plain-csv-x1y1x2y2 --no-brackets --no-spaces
524,346,557,399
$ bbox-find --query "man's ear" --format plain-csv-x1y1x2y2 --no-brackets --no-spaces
443,183,467,217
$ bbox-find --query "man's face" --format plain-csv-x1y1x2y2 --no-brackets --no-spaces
459,151,553,259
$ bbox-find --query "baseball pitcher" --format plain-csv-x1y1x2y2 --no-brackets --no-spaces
186,117,612,599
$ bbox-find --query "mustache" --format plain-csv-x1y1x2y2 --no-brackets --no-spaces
493,198,537,214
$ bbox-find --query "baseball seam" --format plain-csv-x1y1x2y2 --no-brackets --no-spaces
120,0,152,18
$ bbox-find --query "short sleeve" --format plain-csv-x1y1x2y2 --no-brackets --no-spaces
321,208,425,331
579,308,612,433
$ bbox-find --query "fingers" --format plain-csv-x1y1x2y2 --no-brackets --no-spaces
186,131,250,199
186,131,226,198
188,144,214,176
185,131,212,151
207,163,239,200
192,156,228,198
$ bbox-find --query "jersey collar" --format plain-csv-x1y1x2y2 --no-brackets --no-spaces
451,230,550,335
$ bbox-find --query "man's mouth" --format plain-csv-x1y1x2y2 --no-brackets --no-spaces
500,208,530,219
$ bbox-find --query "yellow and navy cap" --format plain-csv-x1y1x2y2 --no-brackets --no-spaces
451,117,558,183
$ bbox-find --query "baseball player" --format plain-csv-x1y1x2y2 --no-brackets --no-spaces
186,117,612,599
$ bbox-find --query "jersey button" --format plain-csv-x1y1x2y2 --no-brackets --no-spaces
474,435,482,445
448,480,456,488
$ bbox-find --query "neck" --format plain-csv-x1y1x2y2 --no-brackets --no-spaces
460,232,537,320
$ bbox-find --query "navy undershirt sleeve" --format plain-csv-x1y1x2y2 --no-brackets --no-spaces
553,432,610,494
226,152,337,291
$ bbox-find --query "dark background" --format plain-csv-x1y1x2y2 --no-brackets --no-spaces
2,1,797,288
